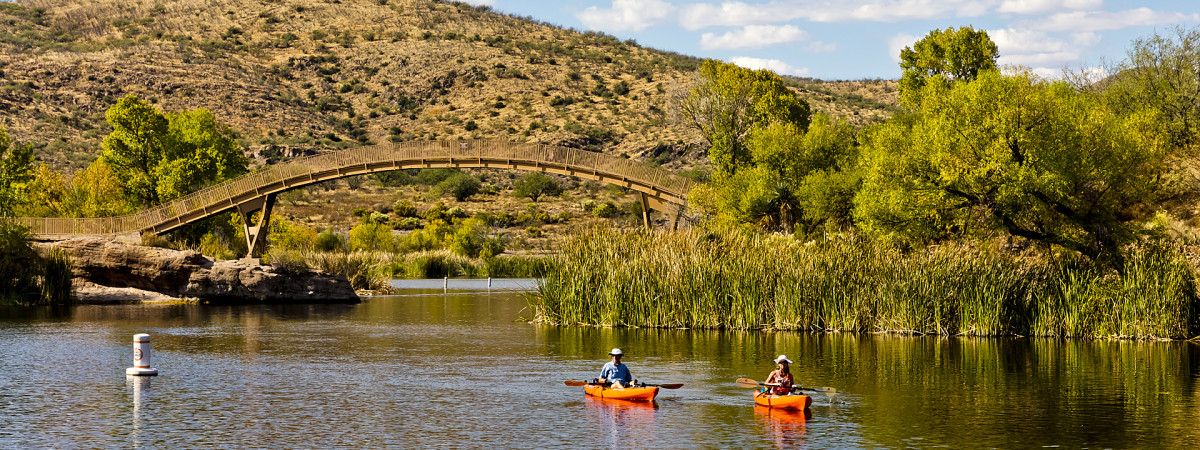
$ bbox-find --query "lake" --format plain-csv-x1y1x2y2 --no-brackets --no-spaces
1,279,1196,447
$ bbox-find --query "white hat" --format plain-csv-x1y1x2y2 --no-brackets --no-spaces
609,348,623,356
774,355,792,364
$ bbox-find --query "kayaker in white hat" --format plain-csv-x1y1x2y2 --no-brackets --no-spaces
764,355,794,395
598,348,635,388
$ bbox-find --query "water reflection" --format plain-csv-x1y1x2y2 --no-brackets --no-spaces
584,396,659,447
0,283,1197,447
127,376,152,447
755,406,809,448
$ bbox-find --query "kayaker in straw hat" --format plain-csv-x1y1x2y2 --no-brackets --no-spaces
598,348,635,388
765,355,794,395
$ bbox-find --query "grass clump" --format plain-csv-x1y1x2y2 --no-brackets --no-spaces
0,220,73,305
530,228,1200,339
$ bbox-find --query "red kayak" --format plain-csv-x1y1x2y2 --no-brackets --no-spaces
753,391,812,410
584,384,660,402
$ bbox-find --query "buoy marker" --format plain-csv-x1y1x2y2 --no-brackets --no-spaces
125,333,159,376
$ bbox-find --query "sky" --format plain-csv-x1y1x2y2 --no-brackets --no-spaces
456,0,1200,80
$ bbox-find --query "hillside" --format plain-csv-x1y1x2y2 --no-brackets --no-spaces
0,0,897,174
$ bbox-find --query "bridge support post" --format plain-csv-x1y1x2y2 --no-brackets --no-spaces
236,193,276,260
638,192,651,230
670,205,682,231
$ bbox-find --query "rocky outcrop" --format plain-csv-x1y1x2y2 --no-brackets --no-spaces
37,238,360,304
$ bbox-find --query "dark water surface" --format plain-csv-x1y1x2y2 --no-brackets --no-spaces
1,280,1198,448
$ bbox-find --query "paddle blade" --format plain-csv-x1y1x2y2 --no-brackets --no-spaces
564,380,588,387
656,383,684,389
735,378,763,389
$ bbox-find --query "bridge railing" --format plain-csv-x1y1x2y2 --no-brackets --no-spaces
17,141,693,236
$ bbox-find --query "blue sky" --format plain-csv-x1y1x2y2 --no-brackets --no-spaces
459,0,1199,80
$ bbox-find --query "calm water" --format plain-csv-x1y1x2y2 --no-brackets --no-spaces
1,280,1198,448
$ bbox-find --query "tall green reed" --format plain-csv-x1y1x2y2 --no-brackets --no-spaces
531,228,1199,339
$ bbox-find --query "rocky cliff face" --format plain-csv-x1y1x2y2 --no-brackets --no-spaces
37,238,360,304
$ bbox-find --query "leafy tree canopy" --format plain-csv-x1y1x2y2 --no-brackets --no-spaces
676,59,811,175
855,70,1167,262
690,113,858,232
899,26,998,107
0,127,34,217
512,172,564,202
437,173,481,201
1101,25,1200,153
101,95,248,207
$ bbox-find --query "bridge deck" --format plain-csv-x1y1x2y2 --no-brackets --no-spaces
18,141,693,237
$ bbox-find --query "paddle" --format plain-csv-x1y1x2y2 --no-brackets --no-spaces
734,377,837,395
564,380,683,389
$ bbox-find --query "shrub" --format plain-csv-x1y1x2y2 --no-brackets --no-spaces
266,248,310,275
512,172,564,202
448,218,489,257
438,173,482,201
423,202,450,222
394,199,419,217
416,168,460,185
581,199,597,212
526,226,543,237
365,211,390,225
270,220,318,252
349,222,394,252
141,232,174,249
395,217,422,230
593,202,620,218
315,228,346,252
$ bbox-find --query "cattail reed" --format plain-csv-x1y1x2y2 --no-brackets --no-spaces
530,229,1199,339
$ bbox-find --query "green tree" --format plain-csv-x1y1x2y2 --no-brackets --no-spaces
0,127,34,217
438,173,481,201
689,113,859,232
512,172,563,202
855,70,1166,262
349,221,394,252
899,26,998,107
101,95,248,207
675,59,811,175
1101,25,1200,152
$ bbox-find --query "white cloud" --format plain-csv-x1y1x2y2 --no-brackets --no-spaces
887,32,920,63
679,1,999,29
990,28,1083,68
577,0,676,31
700,25,810,49
728,57,810,76
1071,31,1101,46
1029,8,1200,32
996,0,1100,15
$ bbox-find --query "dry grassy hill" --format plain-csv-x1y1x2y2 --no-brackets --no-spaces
0,0,897,174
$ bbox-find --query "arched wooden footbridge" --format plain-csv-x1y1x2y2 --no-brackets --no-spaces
18,141,693,257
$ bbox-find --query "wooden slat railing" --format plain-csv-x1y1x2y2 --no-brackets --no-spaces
17,141,693,237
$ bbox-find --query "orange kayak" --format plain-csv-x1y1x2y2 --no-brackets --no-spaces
754,391,812,410
584,384,660,402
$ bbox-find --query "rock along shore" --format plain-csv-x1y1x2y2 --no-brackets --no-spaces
35,238,360,304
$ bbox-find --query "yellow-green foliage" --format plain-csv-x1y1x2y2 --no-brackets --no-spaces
270,219,318,252
348,221,394,252
531,228,1199,339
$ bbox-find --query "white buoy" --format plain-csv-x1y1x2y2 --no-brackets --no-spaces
125,333,159,376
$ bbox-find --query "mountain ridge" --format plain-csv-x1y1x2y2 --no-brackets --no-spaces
0,0,898,173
